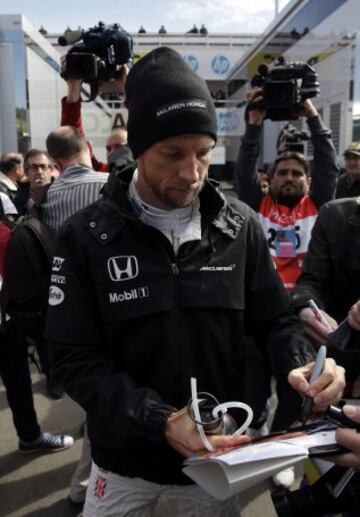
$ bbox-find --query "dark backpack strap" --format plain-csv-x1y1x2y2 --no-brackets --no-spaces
23,217,56,262
0,198,5,220
0,211,55,325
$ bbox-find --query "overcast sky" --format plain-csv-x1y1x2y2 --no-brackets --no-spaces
1,0,291,34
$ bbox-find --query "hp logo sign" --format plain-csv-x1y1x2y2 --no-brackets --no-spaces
212,55,230,75
184,54,199,72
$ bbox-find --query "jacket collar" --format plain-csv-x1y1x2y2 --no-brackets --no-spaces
0,171,17,192
93,162,245,244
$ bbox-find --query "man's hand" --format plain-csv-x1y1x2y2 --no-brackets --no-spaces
288,358,345,413
348,300,360,331
165,407,250,458
61,56,82,102
245,87,266,126
332,405,360,468
99,65,129,95
299,307,337,345
297,99,318,119
114,64,129,93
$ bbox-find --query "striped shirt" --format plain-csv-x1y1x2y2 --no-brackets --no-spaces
42,163,108,234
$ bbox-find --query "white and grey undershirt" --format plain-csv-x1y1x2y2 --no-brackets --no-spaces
128,169,202,254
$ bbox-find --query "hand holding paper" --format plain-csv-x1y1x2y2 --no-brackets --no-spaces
165,407,250,458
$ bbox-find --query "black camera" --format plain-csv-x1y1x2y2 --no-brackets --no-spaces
59,21,133,98
272,466,360,516
250,57,319,121
277,123,310,154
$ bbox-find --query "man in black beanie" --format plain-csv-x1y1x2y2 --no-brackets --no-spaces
46,47,345,515
125,47,217,159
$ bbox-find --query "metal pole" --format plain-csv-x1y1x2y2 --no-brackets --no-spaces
275,0,279,17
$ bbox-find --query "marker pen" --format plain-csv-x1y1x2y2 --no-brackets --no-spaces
309,299,332,332
301,344,327,425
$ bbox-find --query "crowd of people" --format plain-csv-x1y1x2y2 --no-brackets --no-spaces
0,45,360,516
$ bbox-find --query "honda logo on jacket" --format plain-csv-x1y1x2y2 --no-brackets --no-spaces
108,256,139,281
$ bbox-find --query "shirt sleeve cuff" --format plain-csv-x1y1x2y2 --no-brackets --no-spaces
140,401,178,442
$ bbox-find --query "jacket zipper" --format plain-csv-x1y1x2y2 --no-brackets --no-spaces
170,255,182,386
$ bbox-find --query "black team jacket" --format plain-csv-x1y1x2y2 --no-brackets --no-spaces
293,197,360,381
46,164,316,485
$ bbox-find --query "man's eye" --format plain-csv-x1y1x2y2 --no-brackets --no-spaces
197,150,211,159
163,152,181,159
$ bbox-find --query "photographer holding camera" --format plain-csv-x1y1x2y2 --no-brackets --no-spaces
236,85,339,292
59,23,133,172
61,64,129,171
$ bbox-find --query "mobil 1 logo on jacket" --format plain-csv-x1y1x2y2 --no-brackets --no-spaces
102,254,173,320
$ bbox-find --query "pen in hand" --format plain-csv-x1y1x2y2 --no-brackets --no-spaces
301,344,327,426
309,299,332,332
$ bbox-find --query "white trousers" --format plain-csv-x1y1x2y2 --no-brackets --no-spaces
84,461,242,517
69,425,92,502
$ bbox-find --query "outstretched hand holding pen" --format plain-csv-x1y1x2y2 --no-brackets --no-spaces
288,354,345,415
308,300,333,331
299,298,338,345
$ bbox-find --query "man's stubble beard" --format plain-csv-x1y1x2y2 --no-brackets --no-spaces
168,178,206,209
271,185,306,207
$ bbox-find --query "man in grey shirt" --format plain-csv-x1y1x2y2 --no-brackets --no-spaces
43,125,108,234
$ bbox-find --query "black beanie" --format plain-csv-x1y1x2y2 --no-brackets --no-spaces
125,47,217,158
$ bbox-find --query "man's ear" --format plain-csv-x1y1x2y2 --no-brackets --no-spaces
53,158,63,172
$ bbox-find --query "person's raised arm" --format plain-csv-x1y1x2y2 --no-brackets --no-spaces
60,56,84,134
235,87,266,210
300,99,340,208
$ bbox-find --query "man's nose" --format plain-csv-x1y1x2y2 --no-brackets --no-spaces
284,171,295,180
178,155,200,184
